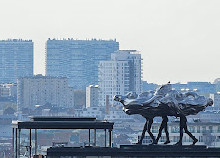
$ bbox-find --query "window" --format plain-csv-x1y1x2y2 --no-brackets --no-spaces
189,126,195,133
171,126,179,133
209,126,213,133
197,126,200,133
152,126,158,133
202,126,206,132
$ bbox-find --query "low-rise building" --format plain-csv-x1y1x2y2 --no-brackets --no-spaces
104,108,132,121
17,75,74,109
0,83,17,98
78,107,104,119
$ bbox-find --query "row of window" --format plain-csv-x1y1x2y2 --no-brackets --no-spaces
151,125,220,133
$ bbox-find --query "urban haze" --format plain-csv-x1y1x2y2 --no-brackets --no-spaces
0,0,220,158
0,0,220,83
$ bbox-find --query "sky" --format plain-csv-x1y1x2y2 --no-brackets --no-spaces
0,0,220,84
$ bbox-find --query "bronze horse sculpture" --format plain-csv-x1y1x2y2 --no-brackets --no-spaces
114,83,213,145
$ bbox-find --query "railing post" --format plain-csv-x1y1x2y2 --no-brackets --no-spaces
29,129,31,158
12,128,14,158
94,129,96,146
15,128,17,158
35,129,37,156
18,129,21,158
89,129,91,146
109,129,112,147
105,129,107,147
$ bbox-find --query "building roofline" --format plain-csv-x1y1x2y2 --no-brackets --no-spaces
0,39,32,42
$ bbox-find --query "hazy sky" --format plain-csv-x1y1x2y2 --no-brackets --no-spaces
0,0,220,84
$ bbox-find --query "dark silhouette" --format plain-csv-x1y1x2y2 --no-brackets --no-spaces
137,116,170,145
114,83,213,145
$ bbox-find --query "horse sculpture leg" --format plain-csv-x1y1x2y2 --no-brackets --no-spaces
137,118,156,145
147,118,157,144
182,116,198,145
137,118,149,144
156,116,170,144
175,115,198,146
175,115,184,145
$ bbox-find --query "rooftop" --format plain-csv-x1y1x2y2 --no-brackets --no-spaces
47,38,117,42
0,39,32,42
12,116,114,129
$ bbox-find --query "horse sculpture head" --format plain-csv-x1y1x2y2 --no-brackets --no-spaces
206,98,214,107
114,91,155,115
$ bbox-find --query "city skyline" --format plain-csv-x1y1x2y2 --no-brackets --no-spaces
0,39,33,83
0,0,220,84
46,38,119,89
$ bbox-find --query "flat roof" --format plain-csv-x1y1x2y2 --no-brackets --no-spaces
29,116,96,122
12,117,114,130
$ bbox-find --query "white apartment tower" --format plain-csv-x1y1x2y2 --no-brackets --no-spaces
98,50,142,107
86,85,99,108
210,93,220,107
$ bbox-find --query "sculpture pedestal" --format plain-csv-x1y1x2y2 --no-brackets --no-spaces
47,145,220,158
120,144,207,150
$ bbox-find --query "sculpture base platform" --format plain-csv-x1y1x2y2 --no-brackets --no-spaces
47,145,220,158
120,144,207,150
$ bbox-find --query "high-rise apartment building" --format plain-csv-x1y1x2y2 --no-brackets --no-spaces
98,50,142,107
86,85,99,108
0,39,33,83
17,75,74,109
46,39,119,89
